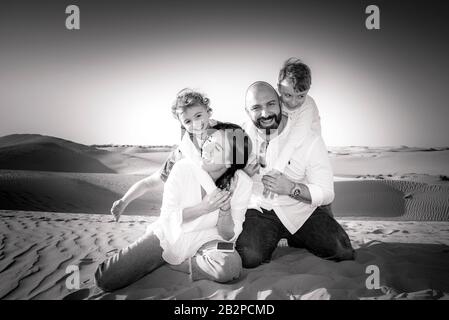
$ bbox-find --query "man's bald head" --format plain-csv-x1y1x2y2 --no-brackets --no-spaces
245,81,280,108
245,81,282,131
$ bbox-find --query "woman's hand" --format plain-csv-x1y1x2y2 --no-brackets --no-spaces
111,199,127,222
182,189,231,223
200,189,231,214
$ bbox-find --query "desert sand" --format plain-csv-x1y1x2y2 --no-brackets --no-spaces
1,211,448,300
0,134,448,300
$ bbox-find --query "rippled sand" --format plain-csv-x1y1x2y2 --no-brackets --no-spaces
1,211,448,300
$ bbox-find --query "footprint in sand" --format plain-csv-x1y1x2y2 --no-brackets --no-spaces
79,258,95,265
371,229,400,235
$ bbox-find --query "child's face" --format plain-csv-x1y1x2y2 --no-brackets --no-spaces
177,104,211,136
278,79,309,111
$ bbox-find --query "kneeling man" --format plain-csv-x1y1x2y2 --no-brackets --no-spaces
237,81,355,268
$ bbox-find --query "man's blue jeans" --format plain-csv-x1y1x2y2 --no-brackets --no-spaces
235,205,355,268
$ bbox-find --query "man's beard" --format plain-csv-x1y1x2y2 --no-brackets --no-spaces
253,112,282,135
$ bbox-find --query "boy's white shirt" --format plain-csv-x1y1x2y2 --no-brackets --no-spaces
274,95,322,172
147,137,253,265
171,125,216,164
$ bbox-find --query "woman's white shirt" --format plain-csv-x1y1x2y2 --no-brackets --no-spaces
147,158,253,265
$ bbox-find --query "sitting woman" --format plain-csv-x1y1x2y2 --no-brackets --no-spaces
95,123,253,291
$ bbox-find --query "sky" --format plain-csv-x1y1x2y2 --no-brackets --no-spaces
1,0,448,147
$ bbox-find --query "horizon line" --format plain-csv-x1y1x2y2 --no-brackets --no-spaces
1,133,449,150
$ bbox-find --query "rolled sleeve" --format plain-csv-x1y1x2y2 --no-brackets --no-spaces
304,137,335,206
157,161,188,244
229,220,243,243
229,171,253,242
306,183,324,207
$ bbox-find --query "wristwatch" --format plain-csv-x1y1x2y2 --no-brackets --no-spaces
289,183,301,199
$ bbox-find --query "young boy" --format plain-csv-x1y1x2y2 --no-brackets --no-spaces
110,88,221,221
270,58,328,247
273,57,322,172
249,58,323,199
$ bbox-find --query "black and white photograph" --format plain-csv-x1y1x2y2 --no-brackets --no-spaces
1,0,449,305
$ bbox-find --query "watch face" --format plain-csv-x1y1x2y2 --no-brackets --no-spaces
291,186,301,197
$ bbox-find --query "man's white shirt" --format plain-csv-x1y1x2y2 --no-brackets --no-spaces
242,117,334,234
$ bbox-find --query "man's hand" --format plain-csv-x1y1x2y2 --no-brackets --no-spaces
262,171,294,196
111,199,127,222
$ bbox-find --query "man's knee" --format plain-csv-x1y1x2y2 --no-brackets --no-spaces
334,227,355,261
334,247,356,261
323,240,355,262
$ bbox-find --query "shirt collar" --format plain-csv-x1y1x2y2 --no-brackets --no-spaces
178,132,202,163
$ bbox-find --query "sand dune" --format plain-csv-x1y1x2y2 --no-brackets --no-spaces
1,210,448,300
0,134,99,153
94,151,165,175
330,147,449,176
0,134,167,175
0,170,161,215
0,134,168,215
328,146,449,220
3,169,447,220
1,138,448,222
333,180,449,220
0,141,114,173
